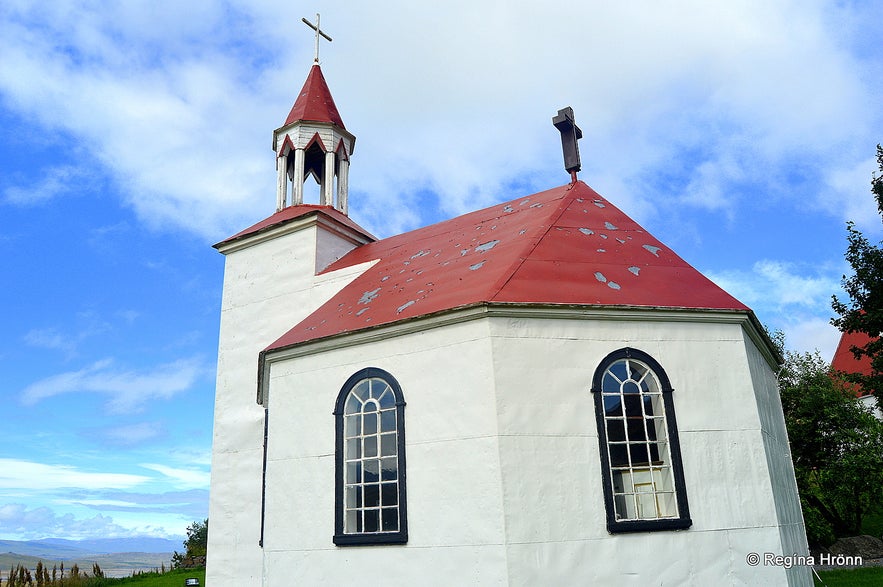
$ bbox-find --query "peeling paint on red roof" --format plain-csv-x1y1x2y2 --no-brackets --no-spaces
266,181,749,350
283,64,345,129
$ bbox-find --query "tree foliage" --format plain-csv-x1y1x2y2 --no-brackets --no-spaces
779,349,883,545
832,144,883,409
172,518,208,568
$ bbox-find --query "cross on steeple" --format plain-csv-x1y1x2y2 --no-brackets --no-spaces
302,13,332,64
553,106,583,183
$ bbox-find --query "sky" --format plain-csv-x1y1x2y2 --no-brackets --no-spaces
1,0,881,542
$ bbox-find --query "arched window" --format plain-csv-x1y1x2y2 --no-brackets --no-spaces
591,348,691,533
333,368,407,545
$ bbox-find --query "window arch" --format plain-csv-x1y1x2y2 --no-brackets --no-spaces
591,348,691,533
333,368,407,545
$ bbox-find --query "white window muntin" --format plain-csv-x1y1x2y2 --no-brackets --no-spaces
343,377,400,534
601,358,679,521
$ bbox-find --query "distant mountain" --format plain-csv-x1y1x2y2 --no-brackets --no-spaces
0,539,86,558
35,537,181,554
0,537,181,557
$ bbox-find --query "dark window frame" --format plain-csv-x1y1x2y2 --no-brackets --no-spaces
591,347,692,533
333,367,408,545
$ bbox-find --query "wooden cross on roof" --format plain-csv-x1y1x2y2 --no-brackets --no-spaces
553,106,583,183
302,13,332,64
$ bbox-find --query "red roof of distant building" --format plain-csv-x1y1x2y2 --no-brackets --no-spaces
266,181,749,350
283,64,346,129
832,330,876,395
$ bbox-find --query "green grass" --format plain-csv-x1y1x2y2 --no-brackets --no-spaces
814,566,883,586
104,568,205,586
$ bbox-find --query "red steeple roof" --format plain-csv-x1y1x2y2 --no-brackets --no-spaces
266,181,749,351
284,64,346,128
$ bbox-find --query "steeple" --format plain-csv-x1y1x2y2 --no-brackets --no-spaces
273,17,354,214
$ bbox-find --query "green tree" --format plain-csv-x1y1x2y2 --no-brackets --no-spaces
173,518,208,568
832,144,883,410
779,349,883,544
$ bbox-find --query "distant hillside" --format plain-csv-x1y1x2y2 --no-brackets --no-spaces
0,552,45,572
0,538,179,579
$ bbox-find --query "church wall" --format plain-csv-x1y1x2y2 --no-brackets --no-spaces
859,394,883,420
743,336,812,586
207,223,369,587
252,310,808,585
261,319,510,586
487,315,805,586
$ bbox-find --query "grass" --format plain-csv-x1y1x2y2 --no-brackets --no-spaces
814,566,883,586
809,503,883,586
107,568,205,586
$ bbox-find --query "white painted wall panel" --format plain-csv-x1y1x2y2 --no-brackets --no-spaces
496,435,602,543
679,429,777,529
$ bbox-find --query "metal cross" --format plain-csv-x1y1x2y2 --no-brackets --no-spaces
553,106,583,182
302,13,332,64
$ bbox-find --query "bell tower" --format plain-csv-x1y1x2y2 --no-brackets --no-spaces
273,15,355,214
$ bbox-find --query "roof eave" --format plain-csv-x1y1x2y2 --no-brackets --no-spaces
256,302,768,404
214,207,375,254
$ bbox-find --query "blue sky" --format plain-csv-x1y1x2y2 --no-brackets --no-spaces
1,1,881,541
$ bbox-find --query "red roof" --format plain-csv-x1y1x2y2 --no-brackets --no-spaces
832,329,875,371
283,64,345,129
266,181,749,350
214,205,375,249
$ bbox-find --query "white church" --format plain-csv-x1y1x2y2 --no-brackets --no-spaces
206,45,811,586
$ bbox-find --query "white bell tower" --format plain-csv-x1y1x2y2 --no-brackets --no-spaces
273,15,355,214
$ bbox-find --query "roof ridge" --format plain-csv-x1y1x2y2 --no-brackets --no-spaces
487,183,582,301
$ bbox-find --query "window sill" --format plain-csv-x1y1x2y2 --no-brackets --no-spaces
607,517,692,534
333,531,408,546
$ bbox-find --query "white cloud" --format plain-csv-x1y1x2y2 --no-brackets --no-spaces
22,313,116,358
55,487,208,519
140,464,210,490
20,357,205,413
822,155,883,235
0,503,126,540
102,422,166,446
706,259,844,356
707,259,841,313
787,317,842,361
23,328,76,354
0,1,878,240
0,459,148,491
0,502,180,540
3,165,93,205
